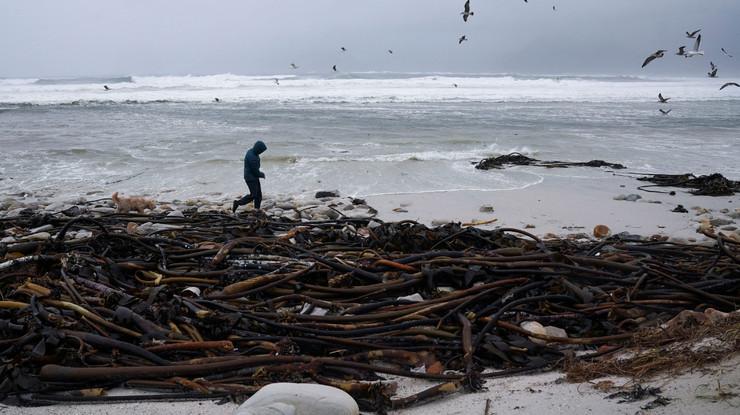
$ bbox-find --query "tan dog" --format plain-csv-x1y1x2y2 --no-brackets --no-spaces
111,192,156,214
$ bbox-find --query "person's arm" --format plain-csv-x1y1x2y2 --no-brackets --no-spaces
249,154,265,179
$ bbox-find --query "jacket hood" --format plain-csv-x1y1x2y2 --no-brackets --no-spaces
252,140,267,155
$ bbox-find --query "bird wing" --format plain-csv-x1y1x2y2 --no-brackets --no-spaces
658,93,664,101
642,54,657,68
464,0,470,13
720,82,740,90
693,35,701,51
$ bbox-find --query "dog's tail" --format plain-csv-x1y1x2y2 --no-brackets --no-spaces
112,192,120,204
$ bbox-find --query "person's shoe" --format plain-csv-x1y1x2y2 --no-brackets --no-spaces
231,200,239,214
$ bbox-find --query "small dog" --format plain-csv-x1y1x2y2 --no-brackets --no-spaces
112,192,156,214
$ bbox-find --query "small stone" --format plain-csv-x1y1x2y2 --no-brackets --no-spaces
367,220,382,229
479,204,494,213
521,321,547,345
342,204,355,211
672,205,688,213
91,207,116,214
721,226,737,231
720,208,730,214
29,224,53,234
624,194,642,202
167,210,185,218
1,236,16,243
544,326,568,339
392,207,408,213
75,230,92,239
525,224,536,229
613,194,627,201
431,219,449,227
710,218,733,227
351,198,366,205
593,224,611,238
20,232,51,241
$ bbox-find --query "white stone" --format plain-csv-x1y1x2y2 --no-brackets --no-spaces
20,232,51,241
29,224,53,234
544,325,568,339
1,236,16,244
397,293,424,302
234,383,359,415
520,321,547,345
167,210,185,218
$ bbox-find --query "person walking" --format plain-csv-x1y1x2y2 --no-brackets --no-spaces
232,140,267,213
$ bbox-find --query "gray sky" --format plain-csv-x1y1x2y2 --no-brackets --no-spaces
1,0,739,78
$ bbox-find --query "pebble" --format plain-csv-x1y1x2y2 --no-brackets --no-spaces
167,210,185,218
721,226,737,231
593,224,611,238
479,204,494,213
90,207,116,214
1,236,16,244
613,194,642,202
315,190,340,198
29,224,53,234
20,232,51,241
710,218,734,227
431,219,450,227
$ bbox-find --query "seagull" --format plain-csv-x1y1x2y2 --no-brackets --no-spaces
453,83,459,88
684,35,703,57
659,109,672,115
686,29,701,38
340,47,347,52
720,82,740,90
658,93,670,103
553,6,556,11
710,61,717,70
388,49,393,54
214,97,221,102
721,48,733,58
676,46,686,56
332,65,337,72
708,68,718,78
458,35,468,45
642,50,666,68
461,0,474,22
274,78,280,86
290,63,299,69
103,85,110,91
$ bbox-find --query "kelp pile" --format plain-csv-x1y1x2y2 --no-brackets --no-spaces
637,173,740,196
475,152,626,170
1,208,739,412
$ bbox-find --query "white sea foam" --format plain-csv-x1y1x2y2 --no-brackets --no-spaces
0,73,736,105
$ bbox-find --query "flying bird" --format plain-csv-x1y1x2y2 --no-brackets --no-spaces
659,109,672,115
332,65,337,72
274,78,280,86
710,61,717,70
685,35,704,58
453,83,459,88
388,49,393,54
720,82,740,90
461,0,474,22
458,35,468,44
340,47,347,52
658,93,670,103
290,63,299,69
721,48,733,58
214,97,221,102
553,6,556,11
103,85,110,91
708,68,718,78
676,46,686,56
642,50,666,68
686,29,701,38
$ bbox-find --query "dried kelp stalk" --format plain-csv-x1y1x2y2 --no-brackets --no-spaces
0,205,738,412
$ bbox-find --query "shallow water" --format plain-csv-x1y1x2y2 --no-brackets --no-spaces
0,73,738,201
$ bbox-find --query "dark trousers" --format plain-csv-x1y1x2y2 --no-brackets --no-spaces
236,180,262,209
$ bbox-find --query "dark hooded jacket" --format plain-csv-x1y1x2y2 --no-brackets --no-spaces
243,141,267,182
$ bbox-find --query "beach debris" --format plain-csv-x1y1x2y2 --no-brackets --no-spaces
0,201,738,411
315,190,340,198
593,224,611,238
672,205,688,213
637,173,740,196
607,385,663,403
479,205,494,213
475,153,626,170
235,383,359,415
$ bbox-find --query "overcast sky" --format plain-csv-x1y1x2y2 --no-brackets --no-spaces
1,0,739,78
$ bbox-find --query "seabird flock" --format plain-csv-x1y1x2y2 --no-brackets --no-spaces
643,28,738,115
239,1,740,107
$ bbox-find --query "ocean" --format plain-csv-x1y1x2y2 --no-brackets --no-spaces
1,73,738,202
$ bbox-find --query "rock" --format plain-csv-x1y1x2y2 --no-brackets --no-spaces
525,224,536,229
624,194,642,202
351,198,366,205
20,232,51,241
479,204,494,213
235,383,359,415
91,207,116,214
593,224,611,238
431,219,449,227
367,220,382,229
520,321,547,345
6,207,31,217
1,236,16,244
75,230,92,239
721,226,738,231
544,326,568,339
392,207,408,213
720,208,730,214
710,218,733,227
315,190,340,199
672,205,688,213
613,194,627,201
29,224,53,234
342,204,355,211
167,210,185,218
277,202,295,210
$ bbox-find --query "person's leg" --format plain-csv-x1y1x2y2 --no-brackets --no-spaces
233,180,256,213
252,180,263,209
